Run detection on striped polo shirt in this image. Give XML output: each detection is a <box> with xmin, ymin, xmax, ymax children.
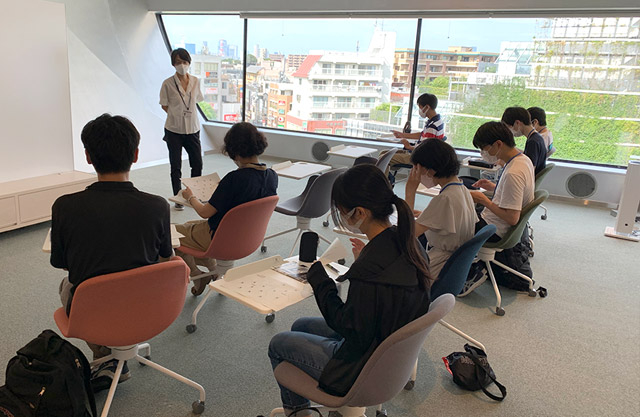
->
<box><xmin>419</xmin><ymin>114</ymin><xmax>445</xmax><ymax>143</ymax></box>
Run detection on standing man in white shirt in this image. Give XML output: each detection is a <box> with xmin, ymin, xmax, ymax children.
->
<box><xmin>159</xmin><ymin>48</ymin><xmax>205</xmax><ymax>210</ymax></box>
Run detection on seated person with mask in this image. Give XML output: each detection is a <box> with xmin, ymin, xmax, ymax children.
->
<box><xmin>501</xmin><ymin>106</ymin><xmax>547</xmax><ymax>175</ymax></box>
<box><xmin>459</xmin><ymin>121</ymin><xmax>535</xmax><ymax>296</ymax></box>
<box><xmin>404</xmin><ymin>139</ymin><xmax>478</xmax><ymax>280</ymax></box>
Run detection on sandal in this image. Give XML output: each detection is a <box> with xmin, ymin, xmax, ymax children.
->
<box><xmin>190</xmin><ymin>274</ymin><xmax>218</xmax><ymax>296</ymax></box>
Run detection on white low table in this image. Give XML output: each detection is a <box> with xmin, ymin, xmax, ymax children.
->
<box><xmin>209</xmin><ymin>255</ymin><xmax>348</xmax><ymax>316</ymax></box>
<box><xmin>272</xmin><ymin>161</ymin><xmax>332</xmax><ymax>180</ymax></box>
<box><xmin>327</xmin><ymin>144</ymin><xmax>377</xmax><ymax>159</ymax></box>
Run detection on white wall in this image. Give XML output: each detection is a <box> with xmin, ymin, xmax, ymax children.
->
<box><xmin>0</xmin><ymin>0</ymin><xmax>74</xmax><ymax>183</ymax></box>
<box><xmin>51</xmin><ymin>0</ymin><xmax>215</xmax><ymax>173</ymax></box>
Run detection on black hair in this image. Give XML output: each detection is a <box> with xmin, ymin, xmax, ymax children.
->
<box><xmin>411</xmin><ymin>139</ymin><xmax>460</xmax><ymax>178</ymax></box>
<box><xmin>501</xmin><ymin>106</ymin><xmax>531</xmax><ymax>126</ymax></box>
<box><xmin>81</xmin><ymin>113</ymin><xmax>140</xmax><ymax>174</ymax></box>
<box><xmin>472</xmin><ymin>121</ymin><xmax>516</xmax><ymax>149</ymax></box>
<box><xmin>331</xmin><ymin>164</ymin><xmax>431</xmax><ymax>290</ymax></box>
<box><xmin>223</xmin><ymin>122</ymin><xmax>268</xmax><ymax>160</ymax></box>
<box><xmin>527</xmin><ymin>106</ymin><xmax>547</xmax><ymax>126</ymax></box>
<box><xmin>416</xmin><ymin>93</ymin><xmax>437</xmax><ymax>110</ymax></box>
<box><xmin>170</xmin><ymin>48</ymin><xmax>191</xmax><ymax>65</ymax></box>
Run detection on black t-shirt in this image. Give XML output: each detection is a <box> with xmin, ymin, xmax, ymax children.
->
<box><xmin>50</xmin><ymin>181</ymin><xmax>173</xmax><ymax>292</ymax></box>
<box><xmin>207</xmin><ymin>164</ymin><xmax>278</xmax><ymax>233</ymax></box>
<box><xmin>524</xmin><ymin>129</ymin><xmax>547</xmax><ymax>176</ymax></box>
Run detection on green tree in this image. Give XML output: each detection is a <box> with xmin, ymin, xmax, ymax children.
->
<box><xmin>417</xmin><ymin>76</ymin><xmax>450</xmax><ymax>98</ymax></box>
<box><xmin>247</xmin><ymin>54</ymin><xmax>258</xmax><ymax>65</ymax></box>
<box><xmin>198</xmin><ymin>102</ymin><xmax>217</xmax><ymax>121</ymax></box>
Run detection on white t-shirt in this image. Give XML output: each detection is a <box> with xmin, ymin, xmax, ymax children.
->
<box><xmin>417</xmin><ymin>181</ymin><xmax>478</xmax><ymax>279</ymax></box>
<box><xmin>540</xmin><ymin>129</ymin><xmax>554</xmax><ymax>151</ymax></box>
<box><xmin>159</xmin><ymin>74</ymin><xmax>204</xmax><ymax>135</ymax></box>
<box><xmin>481</xmin><ymin>154</ymin><xmax>535</xmax><ymax>237</ymax></box>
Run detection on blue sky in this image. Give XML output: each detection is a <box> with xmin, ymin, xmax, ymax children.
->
<box><xmin>162</xmin><ymin>15</ymin><xmax>542</xmax><ymax>57</ymax></box>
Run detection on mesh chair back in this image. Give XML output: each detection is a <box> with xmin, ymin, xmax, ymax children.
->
<box><xmin>375</xmin><ymin>148</ymin><xmax>398</xmax><ymax>173</ymax></box>
<box><xmin>343</xmin><ymin>294</ymin><xmax>455</xmax><ymax>406</ymax></box>
<box><xmin>535</xmin><ymin>163</ymin><xmax>555</xmax><ymax>189</ymax></box>
<box><xmin>55</xmin><ymin>258</ymin><xmax>189</xmax><ymax>347</ymax></box>
<box><xmin>485</xmin><ymin>190</ymin><xmax>549</xmax><ymax>250</ymax></box>
<box><xmin>431</xmin><ymin>225</ymin><xmax>497</xmax><ymax>299</ymax></box>
<box><xmin>296</xmin><ymin>168</ymin><xmax>348</xmax><ymax>219</ymax></box>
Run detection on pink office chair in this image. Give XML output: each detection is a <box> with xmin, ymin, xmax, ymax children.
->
<box><xmin>180</xmin><ymin>195</ymin><xmax>279</xmax><ymax>333</ymax></box>
<box><xmin>53</xmin><ymin>257</ymin><xmax>206</xmax><ymax>417</ymax></box>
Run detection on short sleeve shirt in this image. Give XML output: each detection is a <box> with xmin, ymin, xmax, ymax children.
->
<box><xmin>207</xmin><ymin>164</ymin><xmax>278</xmax><ymax>233</ymax></box>
<box><xmin>159</xmin><ymin>74</ymin><xmax>204</xmax><ymax>135</ymax></box>
<box><xmin>417</xmin><ymin>181</ymin><xmax>478</xmax><ymax>278</ymax></box>
<box><xmin>50</xmin><ymin>182</ymin><xmax>173</xmax><ymax>291</ymax></box>
<box><xmin>418</xmin><ymin>114</ymin><xmax>445</xmax><ymax>143</ymax></box>
<box><xmin>481</xmin><ymin>154</ymin><xmax>535</xmax><ymax>237</ymax></box>
<box><xmin>540</xmin><ymin>129</ymin><xmax>554</xmax><ymax>151</ymax></box>
<box><xmin>524</xmin><ymin>129</ymin><xmax>547</xmax><ymax>175</ymax></box>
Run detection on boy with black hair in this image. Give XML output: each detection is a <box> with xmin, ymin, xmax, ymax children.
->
<box><xmin>51</xmin><ymin>114</ymin><xmax>173</xmax><ymax>391</ymax></box>
<box><xmin>459</xmin><ymin>121</ymin><xmax>535</xmax><ymax>296</ymax></box>
<box><xmin>501</xmin><ymin>106</ymin><xmax>547</xmax><ymax>175</ymax></box>
<box><xmin>383</xmin><ymin>93</ymin><xmax>445</xmax><ymax>178</ymax></box>
<box><xmin>527</xmin><ymin>106</ymin><xmax>556</xmax><ymax>157</ymax></box>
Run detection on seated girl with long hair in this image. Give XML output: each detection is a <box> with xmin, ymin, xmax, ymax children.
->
<box><xmin>268</xmin><ymin>164</ymin><xmax>431</xmax><ymax>416</ymax></box>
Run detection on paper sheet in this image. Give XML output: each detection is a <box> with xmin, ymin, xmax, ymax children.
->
<box><xmin>318</xmin><ymin>238</ymin><xmax>349</xmax><ymax>265</ymax></box>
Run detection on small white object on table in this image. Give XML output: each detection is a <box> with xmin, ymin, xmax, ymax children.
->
<box><xmin>327</xmin><ymin>144</ymin><xmax>377</xmax><ymax>159</ymax></box>
<box><xmin>42</xmin><ymin>225</ymin><xmax>185</xmax><ymax>252</ymax></box>
<box><xmin>272</xmin><ymin>161</ymin><xmax>332</xmax><ymax>180</ymax></box>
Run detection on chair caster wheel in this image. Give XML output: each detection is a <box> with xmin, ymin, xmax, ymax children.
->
<box><xmin>192</xmin><ymin>400</ymin><xmax>205</xmax><ymax>414</ymax></box>
<box><xmin>338</xmin><ymin>259</ymin><xmax>346</xmax><ymax>265</ymax></box>
<box><xmin>528</xmin><ymin>289</ymin><xmax>537</xmax><ymax>297</ymax></box>
<box><xmin>261</xmin><ymin>246</ymin><xmax>267</xmax><ymax>253</ymax></box>
<box><xmin>541</xmin><ymin>215</ymin><xmax>547</xmax><ymax>220</ymax></box>
<box><xmin>186</xmin><ymin>324</ymin><xmax>197</xmax><ymax>333</ymax></box>
<box><xmin>376</xmin><ymin>409</ymin><xmax>388</xmax><ymax>417</ymax></box>
<box><xmin>266</xmin><ymin>313</ymin><xmax>275</xmax><ymax>323</ymax></box>
<box><xmin>404</xmin><ymin>380</ymin><xmax>415</xmax><ymax>390</ymax></box>
<box><xmin>495</xmin><ymin>307</ymin><xmax>505</xmax><ymax>316</ymax></box>
<box><xmin>323</xmin><ymin>221</ymin><xmax>329</xmax><ymax>227</ymax></box>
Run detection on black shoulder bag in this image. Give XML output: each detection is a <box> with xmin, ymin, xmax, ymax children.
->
<box><xmin>443</xmin><ymin>344</ymin><xmax>507</xmax><ymax>401</ymax></box>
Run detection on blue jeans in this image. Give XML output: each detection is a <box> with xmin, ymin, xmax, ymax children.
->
<box><xmin>268</xmin><ymin>317</ymin><xmax>344</xmax><ymax>413</ymax></box>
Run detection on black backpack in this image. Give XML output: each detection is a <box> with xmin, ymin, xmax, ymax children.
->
<box><xmin>0</xmin><ymin>330</ymin><xmax>97</xmax><ymax>417</ymax></box>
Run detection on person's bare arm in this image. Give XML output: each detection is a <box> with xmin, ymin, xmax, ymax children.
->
<box><xmin>182</xmin><ymin>187</ymin><xmax>217</xmax><ymax>219</ymax></box>
<box><xmin>161</xmin><ymin>105</ymin><xmax>168</xmax><ymax>113</ymax></box>
<box><xmin>470</xmin><ymin>191</ymin><xmax>520</xmax><ymax>225</ymax></box>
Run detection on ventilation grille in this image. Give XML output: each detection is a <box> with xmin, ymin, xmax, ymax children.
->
<box><xmin>311</xmin><ymin>141</ymin><xmax>330</xmax><ymax>162</ymax></box>
<box><xmin>566</xmin><ymin>172</ymin><xmax>597</xmax><ymax>198</ymax></box>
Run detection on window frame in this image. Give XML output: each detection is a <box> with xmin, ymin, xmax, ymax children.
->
<box><xmin>157</xmin><ymin>13</ymin><xmax>639</xmax><ymax>169</ymax></box>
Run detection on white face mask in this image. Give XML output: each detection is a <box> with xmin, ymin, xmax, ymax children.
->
<box><xmin>343</xmin><ymin>208</ymin><xmax>364</xmax><ymax>234</ymax></box>
<box><xmin>175</xmin><ymin>63</ymin><xmax>189</xmax><ymax>75</ymax></box>
<box><xmin>509</xmin><ymin>127</ymin><xmax>521</xmax><ymax>137</ymax></box>
<box><xmin>418</xmin><ymin>107</ymin><xmax>428</xmax><ymax>118</ymax></box>
<box><xmin>420</xmin><ymin>173</ymin><xmax>436</xmax><ymax>189</ymax></box>
<box><xmin>480</xmin><ymin>148</ymin><xmax>499</xmax><ymax>165</ymax></box>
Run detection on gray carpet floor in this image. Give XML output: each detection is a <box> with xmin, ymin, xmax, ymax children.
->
<box><xmin>0</xmin><ymin>152</ymin><xmax>638</xmax><ymax>417</ymax></box>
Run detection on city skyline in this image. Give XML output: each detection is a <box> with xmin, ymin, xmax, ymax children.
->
<box><xmin>163</xmin><ymin>15</ymin><xmax>541</xmax><ymax>57</ymax></box>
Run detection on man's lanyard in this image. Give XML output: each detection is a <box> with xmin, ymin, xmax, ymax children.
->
<box><xmin>526</xmin><ymin>128</ymin><xmax>537</xmax><ymax>140</ymax></box>
<box><xmin>495</xmin><ymin>152</ymin><xmax>522</xmax><ymax>190</ymax></box>
<box><xmin>173</xmin><ymin>77</ymin><xmax>191</xmax><ymax>111</ymax></box>
<box><xmin>439</xmin><ymin>182</ymin><xmax>464</xmax><ymax>194</ymax></box>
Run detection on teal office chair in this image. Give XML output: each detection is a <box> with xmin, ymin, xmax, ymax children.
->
<box><xmin>404</xmin><ymin>225</ymin><xmax>496</xmax><ymax>390</ymax></box>
<box><xmin>476</xmin><ymin>190</ymin><xmax>549</xmax><ymax>316</ymax></box>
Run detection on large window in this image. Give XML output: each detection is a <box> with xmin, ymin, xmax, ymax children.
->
<box><xmin>162</xmin><ymin>14</ymin><xmax>244</xmax><ymax>123</ymax></box>
<box><xmin>161</xmin><ymin>15</ymin><xmax>640</xmax><ymax>167</ymax></box>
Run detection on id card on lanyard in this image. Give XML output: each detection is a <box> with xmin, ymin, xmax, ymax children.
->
<box><xmin>173</xmin><ymin>78</ymin><xmax>192</xmax><ymax>118</ymax></box>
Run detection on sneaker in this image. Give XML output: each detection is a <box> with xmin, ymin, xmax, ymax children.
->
<box><xmin>458</xmin><ymin>263</ymin><xmax>487</xmax><ymax>297</ymax></box>
<box><xmin>91</xmin><ymin>359</ymin><xmax>130</xmax><ymax>393</ymax></box>
<box><xmin>174</xmin><ymin>203</ymin><xmax>184</xmax><ymax>211</ymax></box>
